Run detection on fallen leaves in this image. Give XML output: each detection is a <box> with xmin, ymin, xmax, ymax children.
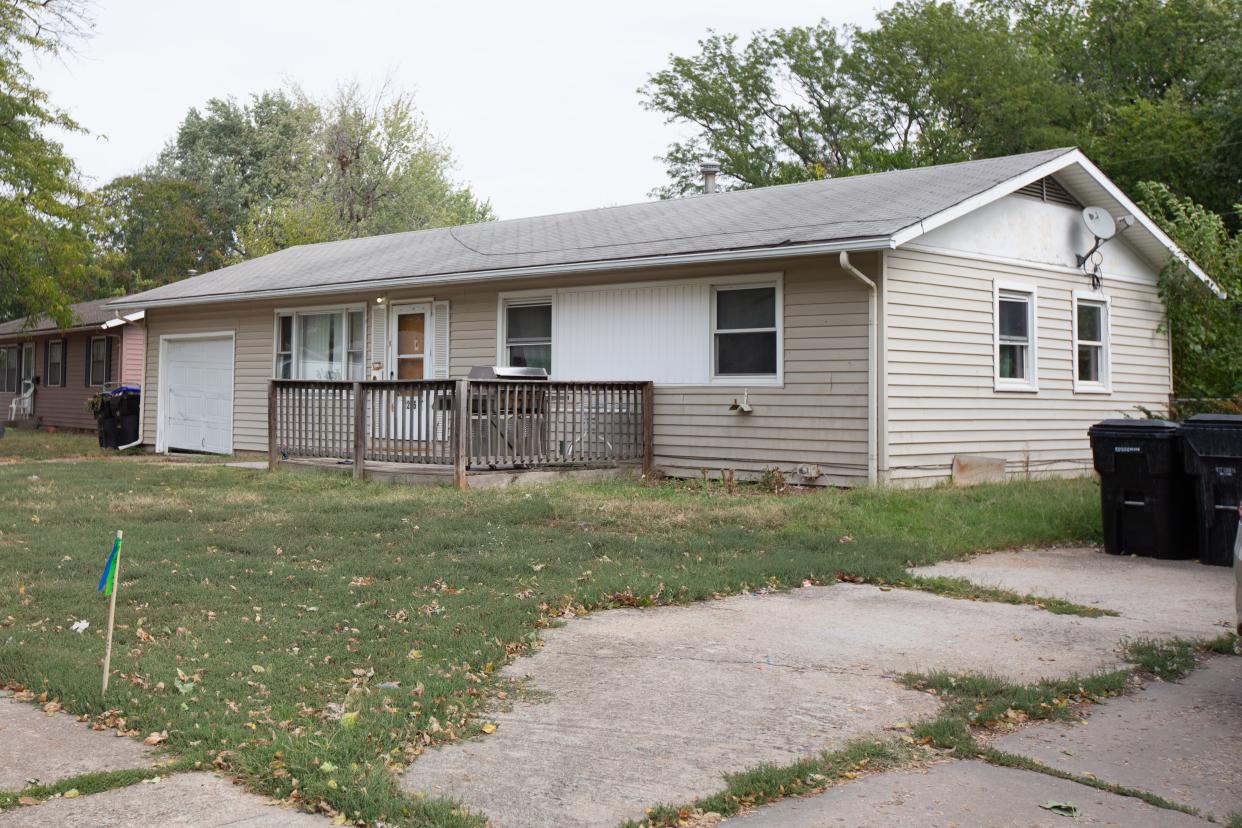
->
<box><xmin>143</xmin><ymin>730</ymin><xmax>169</xmax><ymax>745</ymax></box>
<box><xmin>480</xmin><ymin>722</ymin><xmax>497</xmax><ymax>734</ymax></box>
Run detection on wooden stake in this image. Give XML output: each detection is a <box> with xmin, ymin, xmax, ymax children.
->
<box><xmin>101</xmin><ymin>530</ymin><xmax>122</xmax><ymax>696</ymax></box>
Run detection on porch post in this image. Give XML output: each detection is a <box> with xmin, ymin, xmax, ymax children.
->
<box><xmin>352</xmin><ymin>381</ymin><xmax>365</xmax><ymax>481</ymax></box>
<box><xmin>641</xmin><ymin>381</ymin><xmax>654</xmax><ymax>478</ymax></box>
<box><xmin>267</xmin><ymin>381</ymin><xmax>277</xmax><ymax>471</ymax></box>
<box><xmin>453</xmin><ymin>378</ymin><xmax>469</xmax><ymax>491</ymax></box>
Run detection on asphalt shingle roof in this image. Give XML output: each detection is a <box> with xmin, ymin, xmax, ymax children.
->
<box><xmin>0</xmin><ymin>298</ymin><xmax>124</xmax><ymax>337</ymax></box>
<box><xmin>118</xmin><ymin>148</ymin><xmax>1076</xmax><ymax>306</ymax></box>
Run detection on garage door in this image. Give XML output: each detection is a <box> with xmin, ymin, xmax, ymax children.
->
<box><xmin>162</xmin><ymin>336</ymin><xmax>234</xmax><ymax>454</ymax></box>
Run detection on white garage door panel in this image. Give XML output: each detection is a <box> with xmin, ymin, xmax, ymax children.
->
<box><xmin>163</xmin><ymin>336</ymin><xmax>233</xmax><ymax>454</ymax></box>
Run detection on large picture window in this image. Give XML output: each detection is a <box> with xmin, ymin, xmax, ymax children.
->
<box><xmin>45</xmin><ymin>340</ymin><xmax>64</xmax><ymax>387</ymax></box>
<box><xmin>994</xmin><ymin>283</ymin><xmax>1037</xmax><ymax>391</ymax></box>
<box><xmin>503</xmin><ymin>301</ymin><xmax>552</xmax><ymax>372</ymax></box>
<box><xmin>274</xmin><ymin>308</ymin><xmax>365</xmax><ymax>381</ymax></box>
<box><xmin>1073</xmin><ymin>292</ymin><xmax>1110</xmax><ymax>392</ymax></box>
<box><xmin>713</xmin><ymin>285</ymin><xmax>778</xmax><ymax>378</ymax></box>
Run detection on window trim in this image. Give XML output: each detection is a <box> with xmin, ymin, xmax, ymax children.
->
<box><xmin>993</xmin><ymin>280</ymin><xmax>1039</xmax><ymax>392</ymax></box>
<box><xmin>272</xmin><ymin>304</ymin><xmax>367</xmax><ymax>381</ymax></box>
<box><xmin>497</xmin><ymin>290</ymin><xmax>555</xmax><ymax>375</ymax></box>
<box><xmin>45</xmin><ymin>339</ymin><xmax>65</xmax><ymax>387</ymax></box>
<box><xmin>1072</xmin><ymin>290</ymin><xmax>1112</xmax><ymax>394</ymax></box>
<box><xmin>709</xmin><ymin>280</ymin><xmax>783</xmax><ymax>384</ymax></box>
<box><xmin>0</xmin><ymin>345</ymin><xmax>17</xmax><ymax>393</ymax></box>
<box><xmin>87</xmin><ymin>335</ymin><xmax>114</xmax><ymax>388</ymax></box>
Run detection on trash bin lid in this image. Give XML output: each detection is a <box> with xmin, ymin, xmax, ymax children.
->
<box><xmin>1088</xmin><ymin>418</ymin><xmax>1180</xmax><ymax>436</ymax></box>
<box><xmin>1182</xmin><ymin>413</ymin><xmax>1242</xmax><ymax>428</ymax></box>
<box><xmin>107</xmin><ymin>386</ymin><xmax>141</xmax><ymax>395</ymax></box>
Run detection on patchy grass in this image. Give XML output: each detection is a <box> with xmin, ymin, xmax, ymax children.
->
<box><xmin>902</xmin><ymin>574</ymin><xmax>1117</xmax><ymax>617</ymax></box>
<box><xmin>978</xmin><ymin>748</ymin><xmax>1202</xmax><ymax>817</ymax></box>
<box><xmin>622</xmin><ymin>737</ymin><xmax>921</xmax><ymax>827</ymax></box>
<box><xmin>0</xmin><ymin>759</ymin><xmax>194</xmax><ymax>811</ymax></box>
<box><xmin>0</xmin><ymin>429</ymin><xmax>107</xmax><ymax>462</ymax></box>
<box><xmin>0</xmin><ymin>462</ymin><xmax>1101</xmax><ymax>826</ymax></box>
<box><xmin>1122</xmin><ymin>638</ymin><xmax>1200</xmax><ymax>680</ymax></box>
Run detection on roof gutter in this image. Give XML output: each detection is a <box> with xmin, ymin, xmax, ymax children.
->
<box><xmin>108</xmin><ymin>236</ymin><xmax>895</xmax><ymax>311</ymax></box>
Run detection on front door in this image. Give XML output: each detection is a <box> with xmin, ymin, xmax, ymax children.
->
<box><xmin>382</xmin><ymin>305</ymin><xmax>432</xmax><ymax>443</ymax></box>
<box><xmin>20</xmin><ymin>343</ymin><xmax>33</xmax><ymax>388</ymax></box>
<box><xmin>388</xmin><ymin>305</ymin><xmax>430</xmax><ymax>380</ymax></box>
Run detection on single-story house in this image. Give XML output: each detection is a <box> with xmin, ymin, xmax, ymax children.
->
<box><xmin>0</xmin><ymin>298</ymin><xmax>145</xmax><ymax>431</ymax></box>
<box><xmin>111</xmin><ymin>147</ymin><xmax>1219</xmax><ymax>485</ymax></box>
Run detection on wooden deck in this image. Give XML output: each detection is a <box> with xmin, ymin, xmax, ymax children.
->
<box><xmin>269</xmin><ymin>378</ymin><xmax>652</xmax><ymax>490</ymax></box>
<box><xmin>279</xmin><ymin>456</ymin><xmax>640</xmax><ymax>489</ymax></box>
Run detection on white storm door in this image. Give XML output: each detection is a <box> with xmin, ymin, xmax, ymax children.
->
<box><xmin>162</xmin><ymin>335</ymin><xmax>234</xmax><ymax>454</ymax></box>
<box><xmin>383</xmin><ymin>305</ymin><xmax>431</xmax><ymax>441</ymax></box>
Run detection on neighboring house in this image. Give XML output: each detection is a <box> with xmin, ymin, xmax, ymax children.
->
<box><xmin>111</xmin><ymin>148</ymin><xmax>1219</xmax><ymax>485</ymax></box>
<box><xmin>0</xmin><ymin>299</ymin><xmax>146</xmax><ymax>430</ymax></box>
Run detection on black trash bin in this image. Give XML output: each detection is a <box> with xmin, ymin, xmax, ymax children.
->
<box><xmin>95</xmin><ymin>395</ymin><xmax>119</xmax><ymax>449</ymax></box>
<box><xmin>111</xmin><ymin>386</ymin><xmax>141</xmax><ymax>447</ymax></box>
<box><xmin>1180</xmin><ymin>414</ymin><xmax>1242</xmax><ymax>567</ymax></box>
<box><xmin>1088</xmin><ymin>419</ymin><xmax>1195</xmax><ymax>559</ymax></box>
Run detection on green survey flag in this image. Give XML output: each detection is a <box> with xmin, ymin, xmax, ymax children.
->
<box><xmin>97</xmin><ymin>535</ymin><xmax>122</xmax><ymax>596</ymax></box>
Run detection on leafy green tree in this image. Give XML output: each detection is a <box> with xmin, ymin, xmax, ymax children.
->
<box><xmin>1137</xmin><ymin>182</ymin><xmax>1242</xmax><ymax>399</ymax></box>
<box><xmin>91</xmin><ymin>171</ymin><xmax>231</xmax><ymax>295</ymax></box>
<box><xmin>0</xmin><ymin>0</ymin><xmax>94</xmax><ymax>327</ymax></box>
<box><xmin>157</xmin><ymin>91</ymin><xmax>321</xmax><ymax>260</ymax></box>
<box><xmin>642</xmin><ymin>0</ymin><xmax>1241</xmax><ymax>216</ymax></box>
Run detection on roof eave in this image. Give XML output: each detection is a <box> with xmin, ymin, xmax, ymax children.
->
<box><xmin>109</xmin><ymin>236</ymin><xmax>895</xmax><ymax>311</ymax></box>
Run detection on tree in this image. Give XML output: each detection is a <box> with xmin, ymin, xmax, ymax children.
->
<box><xmin>1137</xmin><ymin>182</ymin><xmax>1242</xmax><ymax>400</ymax></box>
<box><xmin>148</xmin><ymin>82</ymin><xmax>492</xmax><ymax>265</ymax></box>
<box><xmin>156</xmin><ymin>90</ymin><xmax>321</xmax><ymax>260</ymax></box>
<box><xmin>642</xmin><ymin>0</ymin><xmax>1241</xmax><ymax>216</ymax></box>
<box><xmin>91</xmin><ymin>171</ymin><xmax>232</xmax><ymax>295</ymax></box>
<box><xmin>0</xmin><ymin>0</ymin><xmax>94</xmax><ymax>327</ymax></box>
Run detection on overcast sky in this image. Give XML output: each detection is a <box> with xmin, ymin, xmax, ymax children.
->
<box><xmin>36</xmin><ymin>0</ymin><xmax>887</xmax><ymax>219</ymax></box>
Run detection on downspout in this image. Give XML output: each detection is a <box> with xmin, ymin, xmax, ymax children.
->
<box><xmin>116</xmin><ymin>320</ymin><xmax>146</xmax><ymax>451</ymax></box>
<box><xmin>839</xmin><ymin>252</ymin><xmax>878</xmax><ymax>484</ymax></box>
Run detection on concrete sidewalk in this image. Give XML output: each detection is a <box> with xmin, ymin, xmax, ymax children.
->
<box><xmin>403</xmin><ymin>548</ymin><xmax>1234</xmax><ymax>827</ymax></box>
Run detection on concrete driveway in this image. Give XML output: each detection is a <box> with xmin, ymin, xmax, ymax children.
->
<box><xmin>404</xmin><ymin>547</ymin><xmax>1235</xmax><ymax>827</ymax></box>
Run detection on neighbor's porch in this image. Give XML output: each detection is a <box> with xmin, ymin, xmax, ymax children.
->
<box><xmin>268</xmin><ymin>378</ymin><xmax>653</xmax><ymax>489</ymax></box>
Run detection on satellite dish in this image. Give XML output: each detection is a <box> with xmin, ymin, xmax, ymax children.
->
<box><xmin>1082</xmin><ymin>206</ymin><xmax>1116</xmax><ymax>240</ymax></box>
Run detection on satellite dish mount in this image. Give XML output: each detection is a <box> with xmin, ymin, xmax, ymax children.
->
<box><xmin>1075</xmin><ymin>207</ymin><xmax>1132</xmax><ymax>291</ymax></box>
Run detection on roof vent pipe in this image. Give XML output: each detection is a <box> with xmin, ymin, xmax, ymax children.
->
<box><xmin>700</xmin><ymin>160</ymin><xmax>721</xmax><ymax>195</ymax></box>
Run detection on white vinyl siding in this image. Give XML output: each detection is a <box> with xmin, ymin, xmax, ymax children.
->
<box><xmin>884</xmin><ymin>246</ymin><xmax>1170</xmax><ymax>484</ymax></box>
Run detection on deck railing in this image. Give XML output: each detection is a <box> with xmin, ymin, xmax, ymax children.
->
<box><xmin>269</xmin><ymin>378</ymin><xmax>653</xmax><ymax>488</ymax></box>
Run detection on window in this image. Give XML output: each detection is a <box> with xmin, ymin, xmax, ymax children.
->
<box><xmin>273</xmin><ymin>308</ymin><xmax>365</xmax><ymax>381</ymax></box>
<box><xmin>88</xmin><ymin>336</ymin><xmax>113</xmax><ymax>387</ymax></box>
<box><xmin>1073</xmin><ymin>293</ymin><xmax>1110</xmax><ymax>392</ymax></box>
<box><xmin>0</xmin><ymin>346</ymin><xmax>16</xmax><ymax>393</ymax></box>
<box><xmin>995</xmin><ymin>283</ymin><xmax>1037</xmax><ymax>390</ymax></box>
<box><xmin>45</xmin><ymin>340</ymin><xmax>64</xmax><ymax>387</ymax></box>
<box><xmin>20</xmin><ymin>342</ymin><xmax>33</xmax><ymax>388</ymax></box>
<box><xmin>504</xmin><ymin>301</ymin><xmax>552</xmax><ymax>372</ymax></box>
<box><xmin>713</xmin><ymin>285</ymin><xmax>778</xmax><ymax>378</ymax></box>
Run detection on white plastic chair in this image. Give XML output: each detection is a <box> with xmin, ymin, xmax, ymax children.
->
<box><xmin>8</xmin><ymin>379</ymin><xmax>34</xmax><ymax>421</ymax></box>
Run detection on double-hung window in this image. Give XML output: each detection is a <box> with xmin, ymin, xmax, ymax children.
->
<box><xmin>0</xmin><ymin>346</ymin><xmax>17</xmax><ymax>392</ymax></box>
<box><xmin>995</xmin><ymin>283</ymin><xmax>1037</xmax><ymax>390</ymax></box>
<box><xmin>274</xmin><ymin>308</ymin><xmax>365</xmax><ymax>381</ymax></box>
<box><xmin>713</xmin><ymin>284</ymin><xmax>779</xmax><ymax>379</ymax></box>
<box><xmin>503</xmin><ymin>301</ymin><xmax>552</xmax><ymax>372</ymax></box>
<box><xmin>45</xmin><ymin>340</ymin><xmax>65</xmax><ymax>387</ymax></box>
<box><xmin>88</xmin><ymin>336</ymin><xmax>114</xmax><ymax>387</ymax></box>
<box><xmin>1073</xmin><ymin>292</ymin><xmax>1110</xmax><ymax>392</ymax></box>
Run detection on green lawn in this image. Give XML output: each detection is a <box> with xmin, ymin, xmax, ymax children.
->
<box><xmin>0</xmin><ymin>456</ymin><xmax>1102</xmax><ymax>825</ymax></box>
<box><xmin>0</xmin><ymin>428</ymin><xmax>107</xmax><ymax>461</ymax></box>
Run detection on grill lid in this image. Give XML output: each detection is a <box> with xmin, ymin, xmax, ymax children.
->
<box><xmin>467</xmin><ymin>365</ymin><xmax>549</xmax><ymax>380</ymax></box>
